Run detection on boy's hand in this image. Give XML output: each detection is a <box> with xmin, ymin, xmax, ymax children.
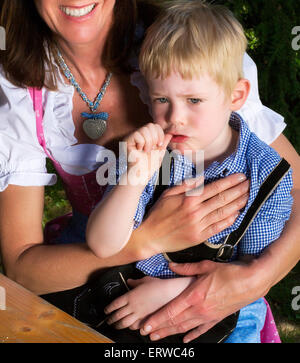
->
<box><xmin>124</xmin><ymin>123</ymin><xmax>172</xmax><ymax>184</ymax></box>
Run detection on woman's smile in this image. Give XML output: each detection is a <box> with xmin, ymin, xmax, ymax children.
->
<box><xmin>59</xmin><ymin>3</ymin><xmax>98</xmax><ymax>19</ymax></box>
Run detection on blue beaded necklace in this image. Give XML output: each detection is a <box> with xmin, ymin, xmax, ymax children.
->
<box><xmin>57</xmin><ymin>49</ymin><xmax>112</xmax><ymax>140</ymax></box>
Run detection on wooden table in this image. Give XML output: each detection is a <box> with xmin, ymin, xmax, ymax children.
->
<box><xmin>0</xmin><ymin>273</ymin><xmax>112</xmax><ymax>343</ymax></box>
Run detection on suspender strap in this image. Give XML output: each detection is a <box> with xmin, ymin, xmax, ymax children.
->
<box><xmin>215</xmin><ymin>158</ymin><xmax>291</xmax><ymax>261</ymax></box>
<box><xmin>28</xmin><ymin>87</ymin><xmax>56</xmax><ymax>163</ymax></box>
<box><xmin>147</xmin><ymin>156</ymin><xmax>291</xmax><ymax>263</ymax></box>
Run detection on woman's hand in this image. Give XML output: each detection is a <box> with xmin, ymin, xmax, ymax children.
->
<box><xmin>137</xmin><ymin>173</ymin><xmax>249</xmax><ymax>259</ymax></box>
<box><xmin>140</xmin><ymin>259</ymin><xmax>266</xmax><ymax>343</ymax></box>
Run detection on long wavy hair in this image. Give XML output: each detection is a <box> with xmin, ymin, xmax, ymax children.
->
<box><xmin>0</xmin><ymin>0</ymin><xmax>160</xmax><ymax>90</ymax></box>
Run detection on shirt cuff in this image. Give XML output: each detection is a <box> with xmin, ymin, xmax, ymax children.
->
<box><xmin>0</xmin><ymin>172</ymin><xmax>57</xmax><ymax>192</ymax></box>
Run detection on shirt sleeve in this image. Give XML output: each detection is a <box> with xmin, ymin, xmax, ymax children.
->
<box><xmin>237</xmin><ymin>53</ymin><xmax>286</xmax><ymax>145</ymax></box>
<box><xmin>238</xmin><ymin>155</ymin><xmax>293</xmax><ymax>256</ymax></box>
<box><xmin>0</xmin><ymin>71</ymin><xmax>57</xmax><ymax>191</ymax></box>
<box><xmin>133</xmin><ymin>172</ymin><xmax>158</xmax><ymax>229</ymax></box>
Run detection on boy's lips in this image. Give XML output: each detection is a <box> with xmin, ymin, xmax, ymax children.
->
<box><xmin>170</xmin><ymin>134</ymin><xmax>189</xmax><ymax>143</ymax></box>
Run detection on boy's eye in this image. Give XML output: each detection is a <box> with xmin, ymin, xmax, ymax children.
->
<box><xmin>188</xmin><ymin>98</ymin><xmax>202</xmax><ymax>104</ymax></box>
<box><xmin>154</xmin><ymin>97</ymin><xmax>168</xmax><ymax>104</ymax></box>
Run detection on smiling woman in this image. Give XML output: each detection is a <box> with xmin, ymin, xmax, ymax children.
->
<box><xmin>0</xmin><ymin>0</ymin><xmax>137</xmax><ymax>89</ymax></box>
<box><xmin>34</xmin><ymin>1</ymin><xmax>116</xmax><ymax>45</ymax></box>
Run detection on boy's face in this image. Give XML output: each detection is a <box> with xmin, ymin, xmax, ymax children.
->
<box><xmin>148</xmin><ymin>72</ymin><xmax>234</xmax><ymax>159</ymax></box>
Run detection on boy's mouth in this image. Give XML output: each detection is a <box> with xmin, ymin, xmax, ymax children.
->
<box><xmin>170</xmin><ymin>134</ymin><xmax>189</xmax><ymax>143</ymax></box>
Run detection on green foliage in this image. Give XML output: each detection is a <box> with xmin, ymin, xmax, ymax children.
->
<box><xmin>43</xmin><ymin>160</ymin><xmax>71</xmax><ymax>226</ymax></box>
<box><xmin>216</xmin><ymin>0</ymin><xmax>300</xmax><ymax>152</ymax></box>
<box><xmin>149</xmin><ymin>0</ymin><xmax>300</xmax><ymax>151</ymax></box>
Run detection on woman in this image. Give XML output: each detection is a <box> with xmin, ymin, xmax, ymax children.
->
<box><xmin>0</xmin><ymin>0</ymin><xmax>299</xmax><ymax>343</ymax></box>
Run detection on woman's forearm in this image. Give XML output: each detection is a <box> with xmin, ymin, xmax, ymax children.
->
<box><xmin>252</xmin><ymin>188</ymin><xmax>300</xmax><ymax>292</ymax></box>
<box><xmin>259</xmin><ymin>133</ymin><xmax>300</xmax><ymax>288</ymax></box>
<box><xmin>13</xmin><ymin>225</ymin><xmax>147</xmax><ymax>295</ymax></box>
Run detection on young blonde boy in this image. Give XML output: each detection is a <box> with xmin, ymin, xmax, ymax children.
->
<box><xmin>86</xmin><ymin>0</ymin><xmax>293</xmax><ymax>343</ymax></box>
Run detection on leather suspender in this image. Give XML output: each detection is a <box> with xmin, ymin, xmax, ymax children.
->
<box><xmin>146</xmin><ymin>155</ymin><xmax>291</xmax><ymax>264</ymax></box>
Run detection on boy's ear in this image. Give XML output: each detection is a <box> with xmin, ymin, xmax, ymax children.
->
<box><xmin>230</xmin><ymin>79</ymin><xmax>250</xmax><ymax>111</ymax></box>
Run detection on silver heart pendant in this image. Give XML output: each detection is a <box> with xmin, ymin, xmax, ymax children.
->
<box><xmin>83</xmin><ymin>118</ymin><xmax>107</xmax><ymax>140</ymax></box>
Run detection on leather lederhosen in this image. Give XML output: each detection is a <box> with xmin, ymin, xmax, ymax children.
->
<box><xmin>53</xmin><ymin>156</ymin><xmax>290</xmax><ymax>344</ymax></box>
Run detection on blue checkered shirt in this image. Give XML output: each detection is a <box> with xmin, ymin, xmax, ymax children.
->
<box><xmin>132</xmin><ymin>113</ymin><xmax>293</xmax><ymax>278</ymax></box>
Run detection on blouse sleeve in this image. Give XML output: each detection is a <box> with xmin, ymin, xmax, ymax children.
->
<box><xmin>237</xmin><ymin>53</ymin><xmax>286</xmax><ymax>145</ymax></box>
<box><xmin>0</xmin><ymin>70</ymin><xmax>57</xmax><ymax>192</ymax></box>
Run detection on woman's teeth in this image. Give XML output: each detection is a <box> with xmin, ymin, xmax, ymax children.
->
<box><xmin>60</xmin><ymin>4</ymin><xmax>96</xmax><ymax>17</ymax></box>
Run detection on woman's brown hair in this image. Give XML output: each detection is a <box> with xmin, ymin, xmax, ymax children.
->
<box><xmin>0</xmin><ymin>0</ymin><xmax>142</xmax><ymax>90</ymax></box>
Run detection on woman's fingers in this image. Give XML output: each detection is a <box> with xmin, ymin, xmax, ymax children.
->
<box><xmin>163</xmin><ymin>175</ymin><xmax>205</xmax><ymax>197</ymax></box>
<box><xmin>140</xmin><ymin>295</ymin><xmax>192</xmax><ymax>337</ymax></box>
<box><xmin>148</xmin><ymin>318</ymin><xmax>204</xmax><ymax>341</ymax></box>
<box><xmin>197</xmin><ymin>174</ymin><xmax>247</xmax><ymax>202</ymax></box>
<box><xmin>199</xmin><ymin>191</ymin><xmax>249</xmax><ymax>228</ymax></box>
<box><xmin>182</xmin><ymin>321</ymin><xmax>219</xmax><ymax>343</ymax></box>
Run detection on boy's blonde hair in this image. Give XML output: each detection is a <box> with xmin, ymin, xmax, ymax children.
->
<box><xmin>139</xmin><ymin>0</ymin><xmax>248</xmax><ymax>96</ymax></box>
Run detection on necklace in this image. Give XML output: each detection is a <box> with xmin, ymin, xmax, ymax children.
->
<box><xmin>56</xmin><ymin>49</ymin><xmax>112</xmax><ymax>140</ymax></box>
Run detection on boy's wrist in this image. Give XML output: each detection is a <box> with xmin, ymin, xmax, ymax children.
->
<box><xmin>124</xmin><ymin>164</ymin><xmax>152</xmax><ymax>188</ymax></box>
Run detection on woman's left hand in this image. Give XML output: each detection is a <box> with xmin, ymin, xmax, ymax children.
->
<box><xmin>140</xmin><ymin>259</ymin><xmax>268</xmax><ymax>343</ymax></box>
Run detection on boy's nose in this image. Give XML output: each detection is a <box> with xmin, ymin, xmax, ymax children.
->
<box><xmin>168</xmin><ymin>106</ymin><xmax>186</xmax><ymax>127</ymax></box>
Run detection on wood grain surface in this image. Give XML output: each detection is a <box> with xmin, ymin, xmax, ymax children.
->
<box><xmin>0</xmin><ymin>273</ymin><xmax>112</xmax><ymax>343</ymax></box>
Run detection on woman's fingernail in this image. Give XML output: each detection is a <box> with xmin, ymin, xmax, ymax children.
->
<box><xmin>238</xmin><ymin>174</ymin><xmax>247</xmax><ymax>181</ymax></box>
<box><xmin>143</xmin><ymin>325</ymin><xmax>152</xmax><ymax>333</ymax></box>
<box><xmin>150</xmin><ymin>334</ymin><xmax>160</xmax><ymax>341</ymax></box>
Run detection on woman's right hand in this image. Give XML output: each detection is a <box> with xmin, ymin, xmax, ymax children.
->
<box><xmin>137</xmin><ymin>173</ymin><xmax>249</xmax><ymax>258</ymax></box>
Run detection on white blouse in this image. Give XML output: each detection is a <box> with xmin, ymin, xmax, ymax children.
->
<box><xmin>0</xmin><ymin>54</ymin><xmax>286</xmax><ymax>192</ymax></box>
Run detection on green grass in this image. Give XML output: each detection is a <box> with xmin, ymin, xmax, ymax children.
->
<box><xmin>267</xmin><ymin>262</ymin><xmax>300</xmax><ymax>343</ymax></box>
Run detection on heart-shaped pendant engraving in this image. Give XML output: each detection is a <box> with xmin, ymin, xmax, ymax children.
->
<box><xmin>83</xmin><ymin>118</ymin><xmax>107</xmax><ymax>140</ymax></box>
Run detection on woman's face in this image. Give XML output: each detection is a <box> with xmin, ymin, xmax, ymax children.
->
<box><xmin>34</xmin><ymin>0</ymin><xmax>116</xmax><ymax>46</ymax></box>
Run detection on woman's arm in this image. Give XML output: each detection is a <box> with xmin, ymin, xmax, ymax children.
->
<box><xmin>0</xmin><ymin>185</ymin><xmax>146</xmax><ymax>295</ymax></box>
<box><xmin>0</xmin><ymin>174</ymin><xmax>249</xmax><ymax>295</ymax></box>
<box><xmin>253</xmin><ymin>134</ymin><xmax>300</xmax><ymax>284</ymax></box>
<box><xmin>140</xmin><ymin>133</ymin><xmax>300</xmax><ymax>342</ymax></box>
